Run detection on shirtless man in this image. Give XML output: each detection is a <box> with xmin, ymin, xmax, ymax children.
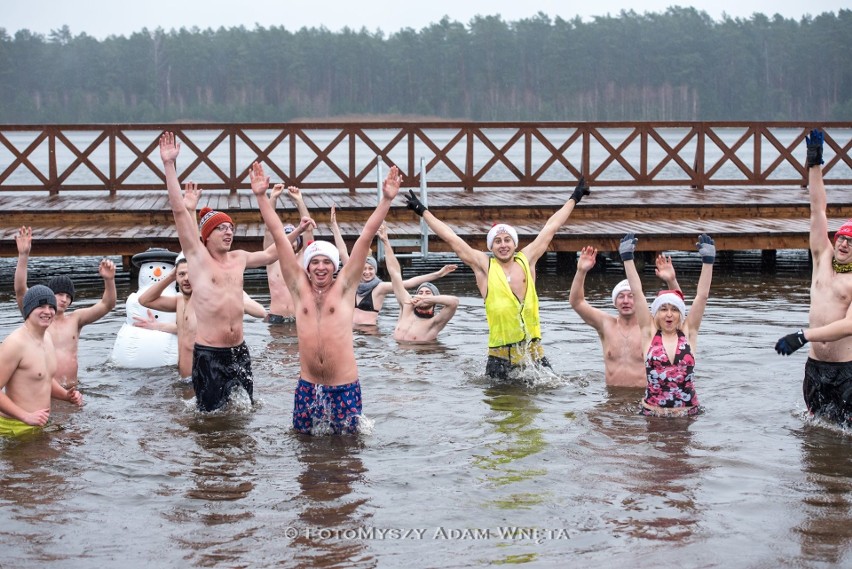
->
<box><xmin>0</xmin><ymin>285</ymin><xmax>83</xmax><ymax>437</ymax></box>
<box><xmin>570</xmin><ymin>246</ymin><xmax>680</xmax><ymax>387</ymax></box>
<box><xmin>264</xmin><ymin>183</ymin><xmax>314</xmax><ymax>324</ymax></box>
<box><xmin>403</xmin><ymin>177</ymin><xmax>590</xmax><ymax>379</ymax></box>
<box><xmin>775</xmin><ymin>129</ymin><xmax>852</xmax><ymax>426</ymax></box>
<box><xmin>344</xmin><ymin>217</ymin><xmax>456</xmax><ymax>327</ymax></box>
<box><xmin>134</xmin><ymin>257</ymin><xmax>268</xmax><ymax>379</ymax></box>
<box><xmin>251</xmin><ymin>161</ymin><xmax>401</xmax><ymax>434</ymax></box>
<box><xmin>159</xmin><ymin>131</ymin><xmax>279</xmax><ymax>412</ymax></box>
<box><xmin>14</xmin><ymin>226</ymin><xmax>116</xmax><ymax>389</ymax></box>
<box><xmin>379</xmin><ymin>225</ymin><xmax>458</xmax><ymax>342</ymax></box>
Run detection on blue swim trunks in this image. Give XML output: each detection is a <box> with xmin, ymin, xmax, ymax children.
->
<box><xmin>293</xmin><ymin>378</ymin><xmax>362</xmax><ymax>435</ymax></box>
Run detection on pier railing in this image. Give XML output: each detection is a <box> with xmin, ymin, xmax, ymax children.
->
<box><xmin>1</xmin><ymin>122</ymin><xmax>850</xmax><ymax>195</ymax></box>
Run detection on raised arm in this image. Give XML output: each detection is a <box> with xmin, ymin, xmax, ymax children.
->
<box><xmin>400</xmin><ymin>263</ymin><xmax>457</xmax><ymax>291</ymax></box>
<box><xmin>138</xmin><ymin>269</ymin><xmax>179</xmax><ymax>312</ymax></box>
<box><xmin>620</xmin><ymin>233</ymin><xmax>653</xmax><ymax>331</ymax></box>
<box><xmin>654</xmin><ymin>254</ymin><xmax>681</xmax><ymax>292</ymax></box>
<box><xmin>74</xmin><ymin>259</ymin><xmax>117</xmax><ymax>327</ymax></box>
<box><xmin>338</xmin><ymin>166</ymin><xmax>401</xmax><ymax>289</ymax></box>
<box><xmin>684</xmin><ymin>234</ymin><xmax>715</xmax><ymax>336</ymax></box>
<box><xmin>243</xmin><ymin>175</ymin><xmax>283</xmax><ymax>269</ymax></box>
<box><xmin>806</xmin><ymin>129</ymin><xmax>832</xmax><ymax>261</ymax></box>
<box><xmin>379</xmin><ymin>225</ymin><xmax>411</xmax><ymax>308</ymax></box>
<box><xmin>14</xmin><ymin>226</ymin><xmax>31</xmax><ymax>311</ymax></box>
<box><xmin>286</xmin><ymin>185</ymin><xmax>314</xmax><ymax>244</ymax></box>
<box><xmin>569</xmin><ymin>245</ymin><xmax>609</xmax><ymax>332</ymax></box>
<box><xmin>251</xmin><ymin>163</ymin><xmax>303</xmax><ymax>295</ymax></box>
<box><xmin>522</xmin><ymin>177</ymin><xmax>590</xmax><ymax>264</ymax></box>
<box><xmin>160</xmin><ymin>132</ymin><xmax>202</xmax><ymax>258</ymax></box>
<box><xmin>403</xmin><ymin>189</ymin><xmax>488</xmax><ymax>275</ymax></box>
<box><xmin>330</xmin><ymin>204</ymin><xmax>351</xmax><ymax>266</ymax></box>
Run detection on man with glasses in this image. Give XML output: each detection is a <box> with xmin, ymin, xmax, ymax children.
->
<box><xmin>775</xmin><ymin>129</ymin><xmax>852</xmax><ymax>427</ymax></box>
<box><xmin>159</xmin><ymin>131</ymin><xmax>279</xmax><ymax>412</ymax></box>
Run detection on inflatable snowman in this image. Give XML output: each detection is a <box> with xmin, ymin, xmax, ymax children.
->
<box><xmin>111</xmin><ymin>248</ymin><xmax>180</xmax><ymax>368</ymax></box>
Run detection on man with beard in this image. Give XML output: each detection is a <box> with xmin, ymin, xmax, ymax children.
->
<box><xmin>251</xmin><ymin>161</ymin><xmax>400</xmax><ymax>434</ymax></box>
<box><xmin>159</xmin><ymin>131</ymin><xmax>279</xmax><ymax>412</ymax></box>
<box><xmin>404</xmin><ymin>177</ymin><xmax>590</xmax><ymax>379</ymax></box>
<box><xmin>569</xmin><ymin>246</ymin><xmax>680</xmax><ymax>388</ymax></box>
<box><xmin>378</xmin><ymin>225</ymin><xmax>458</xmax><ymax>342</ymax></box>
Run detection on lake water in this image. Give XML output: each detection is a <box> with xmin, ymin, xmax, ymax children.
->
<box><xmin>0</xmin><ymin>253</ymin><xmax>851</xmax><ymax>568</ymax></box>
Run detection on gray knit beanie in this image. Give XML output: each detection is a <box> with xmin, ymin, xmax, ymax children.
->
<box><xmin>22</xmin><ymin>285</ymin><xmax>57</xmax><ymax>319</ymax></box>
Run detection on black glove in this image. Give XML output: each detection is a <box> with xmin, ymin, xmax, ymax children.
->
<box><xmin>806</xmin><ymin>129</ymin><xmax>824</xmax><ymax>168</ymax></box>
<box><xmin>404</xmin><ymin>189</ymin><xmax>427</xmax><ymax>217</ymax></box>
<box><xmin>696</xmin><ymin>233</ymin><xmax>715</xmax><ymax>264</ymax></box>
<box><xmin>570</xmin><ymin>176</ymin><xmax>590</xmax><ymax>204</ymax></box>
<box><xmin>775</xmin><ymin>329</ymin><xmax>808</xmax><ymax>356</ymax></box>
<box><xmin>619</xmin><ymin>233</ymin><xmax>637</xmax><ymax>261</ymax></box>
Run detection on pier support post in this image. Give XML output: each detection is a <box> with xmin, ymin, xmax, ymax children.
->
<box><xmin>555</xmin><ymin>252</ymin><xmax>576</xmax><ymax>276</ymax></box>
<box><xmin>761</xmin><ymin>249</ymin><xmax>777</xmax><ymax>273</ymax></box>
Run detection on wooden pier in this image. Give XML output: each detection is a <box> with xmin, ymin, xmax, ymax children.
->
<box><xmin>1</xmin><ymin>121</ymin><xmax>850</xmax><ymax>270</ymax></box>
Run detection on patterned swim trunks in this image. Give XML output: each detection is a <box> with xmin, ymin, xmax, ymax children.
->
<box><xmin>293</xmin><ymin>378</ymin><xmax>362</xmax><ymax>435</ymax></box>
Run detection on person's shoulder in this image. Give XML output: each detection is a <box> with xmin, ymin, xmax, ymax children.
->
<box><xmin>1</xmin><ymin>325</ymin><xmax>26</xmax><ymax>346</ymax></box>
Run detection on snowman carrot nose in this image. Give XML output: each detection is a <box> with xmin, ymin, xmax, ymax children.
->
<box><xmin>153</xmin><ymin>267</ymin><xmax>163</xmax><ymax>278</ymax></box>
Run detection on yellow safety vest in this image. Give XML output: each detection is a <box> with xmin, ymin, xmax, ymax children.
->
<box><xmin>485</xmin><ymin>252</ymin><xmax>541</xmax><ymax>349</ymax></box>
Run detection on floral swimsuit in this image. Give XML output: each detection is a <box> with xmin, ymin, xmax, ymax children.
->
<box><xmin>642</xmin><ymin>329</ymin><xmax>700</xmax><ymax>413</ymax></box>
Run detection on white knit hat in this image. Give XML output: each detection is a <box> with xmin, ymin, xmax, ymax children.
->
<box><xmin>302</xmin><ymin>240</ymin><xmax>340</xmax><ymax>272</ymax></box>
<box><xmin>486</xmin><ymin>223</ymin><xmax>519</xmax><ymax>250</ymax></box>
<box><xmin>611</xmin><ymin>279</ymin><xmax>631</xmax><ymax>306</ymax></box>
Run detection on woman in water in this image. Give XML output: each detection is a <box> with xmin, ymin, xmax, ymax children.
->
<box><xmin>619</xmin><ymin>232</ymin><xmax>715</xmax><ymax>417</ymax></box>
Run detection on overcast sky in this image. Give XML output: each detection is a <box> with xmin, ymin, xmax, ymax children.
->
<box><xmin>4</xmin><ymin>0</ymin><xmax>847</xmax><ymax>39</ymax></box>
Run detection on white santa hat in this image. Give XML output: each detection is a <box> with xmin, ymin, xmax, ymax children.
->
<box><xmin>611</xmin><ymin>279</ymin><xmax>632</xmax><ymax>306</ymax></box>
<box><xmin>302</xmin><ymin>240</ymin><xmax>340</xmax><ymax>272</ymax></box>
<box><xmin>650</xmin><ymin>289</ymin><xmax>687</xmax><ymax>322</ymax></box>
<box><xmin>486</xmin><ymin>223</ymin><xmax>519</xmax><ymax>250</ymax></box>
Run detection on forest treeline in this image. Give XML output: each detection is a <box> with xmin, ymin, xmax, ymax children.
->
<box><xmin>1</xmin><ymin>7</ymin><xmax>850</xmax><ymax>123</ymax></box>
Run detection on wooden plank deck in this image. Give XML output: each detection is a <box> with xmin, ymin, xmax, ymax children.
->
<box><xmin>2</xmin><ymin>186</ymin><xmax>851</xmax><ymax>262</ymax></box>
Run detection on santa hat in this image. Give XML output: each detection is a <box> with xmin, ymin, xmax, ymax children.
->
<box><xmin>198</xmin><ymin>207</ymin><xmax>234</xmax><ymax>244</ymax></box>
<box><xmin>650</xmin><ymin>289</ymin><xmax>687</xmax><ymax>322</ymax></box>
<box><xmin>486</xmin><ymin>223</ymin><xmax>519</xmax><ymax>250</ymax></box>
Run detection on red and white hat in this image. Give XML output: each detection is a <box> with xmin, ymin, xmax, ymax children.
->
<box><xmin>650</xmin><ymin>289</ymin><xmax>687</xmax><ymax>322</ymax></box>
<box><xmin>198</xmin><ymin>207</ymin><xmax>234</xmax><ymax>244</ymax></box>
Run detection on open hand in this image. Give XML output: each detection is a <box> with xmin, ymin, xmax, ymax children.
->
<box><xmin>159</xmin><ymin>131</ymin><xmax>180</xmax><ymax>163</ymax></box>
<box><xmin>15</xmin><ymin>226</ymin><xmax>32</xmax><ymax>255</ymax></box>
<box><xmin>250</xmin><ymin>162</ymin><xmax>270</xmax><ymax>196</ymax></box>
